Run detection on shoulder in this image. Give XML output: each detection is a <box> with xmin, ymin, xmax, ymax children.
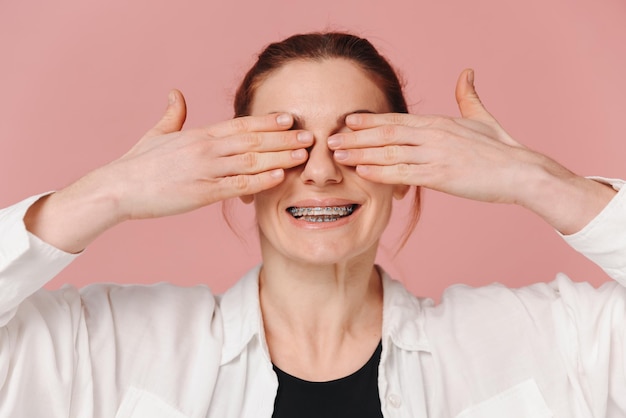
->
<box><xmin>77</xmin><ymin>282</ymin><xmax>220</xmax><ymax>335</ymax></box>
<box><xmin>422</xmin><ymin>275</ymin><xmax>626</xmax><ymax>347</ymax></box>
<box><xmin>80</xmin><ymin>281</ymin><xmax>217</xmax><ymax>308</ymax></box>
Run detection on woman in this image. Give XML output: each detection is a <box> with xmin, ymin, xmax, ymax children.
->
<box><xmin>0</xmin><ymin>32</ymin><xmax>624</xmax><ymax>417</ymax></box>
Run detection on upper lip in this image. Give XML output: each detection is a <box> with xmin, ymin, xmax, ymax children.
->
<box><xmin>286</xmin><ymin>198</ymin><xmax>360</xmax><ymax>208</ymax></box>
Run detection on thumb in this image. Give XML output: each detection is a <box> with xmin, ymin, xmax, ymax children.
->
<box><xmin>146</xmin><ymin>89</ymin><xmax>187</xmax><ymax>137</ymax></box>
<box><xmin>455</xmin><ymin>69</ymin><xmax>493</xmax><ymax>122</ymax></box>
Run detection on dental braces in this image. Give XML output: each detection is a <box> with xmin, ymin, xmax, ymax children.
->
<box><xmin>288</xmin><ymin>205</ymin><xmax>355</xmax><ymax>218</ymax></box>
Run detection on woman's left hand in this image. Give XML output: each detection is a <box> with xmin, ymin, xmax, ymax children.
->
<box><xmin>327</xmin><ymin>69</ymin><xmax>616</xmax><ymax>234</ymax></box>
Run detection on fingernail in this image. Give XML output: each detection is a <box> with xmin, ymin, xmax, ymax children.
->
<box><xmin>168</xmin><ymin>91</ymin><xmax>176</xmax><ymax>105</ymax></box>
<box><xmin>292</xmin><ymin>149</ymin><xmax>307</xmax><ymax>159</ymax></box>
<box><xmin>345</xmin><ymin>114</ymin><xmax>361</xmax><ymax>126</ymax></box>
<box><xmin>276</xmin><ymin>113</ymin><xmax>292</xmax><ymax>126</ymax></box>
<box><xmin>327</xmin><ymin>134</ymin><xmax>342</xmax><ymax>148</ymax></box>
<box><xmin>467</xmin><ymin>69</ymin><xmax>475</xmax><ymax>87</ymax></box>
<box><xmin>270</xmin><ymin>169</ymin><xmax>284</xmax><ymax>179</ymax></box>
<box><xmin>297</xmin><ymin>131</ymin><xmax>313</xmax><ymax>143</ymax></box>
<box><xmin>356</xmin><ymin>165</ymin><xmax>370</xmax><ymax>174</ymax></box>
<box><xmin>334</xmin><ymin>150</ymin><xmax>348</xmax><ymax>160</ymax></box>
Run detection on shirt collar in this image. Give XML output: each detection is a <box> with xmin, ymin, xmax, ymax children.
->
<box><xmin>218</xmin><ymin>264</ymin><xmax>267</xmax><ymax>366</ymax></box>
<box><xmin>218</xmin><ymin>264</ymin><xmax>431</xmax><ymax>366</ymax></box>
<box><xmin>380</xmin><ymin>267</ymin><xmax>432</xmax><ymax>353</ymax></box>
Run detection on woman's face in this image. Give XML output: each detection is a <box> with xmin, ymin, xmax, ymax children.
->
<box><xmin>248</xmin><ymin>58</ymin><xmax>408</xmax><ymax>266</ymax></box>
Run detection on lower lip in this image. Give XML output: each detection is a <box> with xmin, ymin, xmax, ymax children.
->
<box><xmin>285</xmin><ymin>207</ymin><xmax>360</xmax><ymax>229</ymax></box>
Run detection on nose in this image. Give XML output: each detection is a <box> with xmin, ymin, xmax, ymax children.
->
<box><xmin>300</xmin><ymin>136</ymin><xmax>343</xmax><ymax>186</ymax></box>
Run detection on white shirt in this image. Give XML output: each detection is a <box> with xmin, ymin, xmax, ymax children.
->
<box><xmin>0</xmin><ymin>179</ymin><xmax>625</xmax><ymax>418</ymax></box>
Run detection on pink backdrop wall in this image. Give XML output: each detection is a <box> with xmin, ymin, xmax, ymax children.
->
<box><xmin>1</xmin><ymin>0</ymin><xmax>624</xmax><ymax>299</ymax></box>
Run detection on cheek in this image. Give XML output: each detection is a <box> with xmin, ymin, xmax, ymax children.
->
<box><xmin>252</xmin><ymin>188</ymin><xmax>284</xmax><ymax>227</ymax></box>
<box><xmin>253</xmin><ymin>195</ymin><xmax>273</xmax><ymax>220</ymax></box>
<box><xmin>371</xmin><ymin>189</ymin><xmax>397</xmax><ymax>227</ymax></box>
<box><xmin>368</xmin><ymin>183</ymin><xmax>397</xmax><ymax>204</ymax></box>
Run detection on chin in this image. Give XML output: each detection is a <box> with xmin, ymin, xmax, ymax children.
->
<box><xmin>262</xmin><ymin>235</ymin><xmax>379</xmax><ymax>268</ymax></box>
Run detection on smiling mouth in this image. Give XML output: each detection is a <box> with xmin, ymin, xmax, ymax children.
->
<box><xmin>287</xmin><ymin>204</ymin><xmax>359</xmax><ymax>222</ymax></box>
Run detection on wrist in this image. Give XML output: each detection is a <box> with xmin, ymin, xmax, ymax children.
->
<box><xmin>515</xmin><ymin>157</ymin><xmax>616</xmax><ymax>235</ymax></box>
<box><xmin>24</xmin><ymin>173</ymin><xmax>126</xmax><ymax>253</ymax></box>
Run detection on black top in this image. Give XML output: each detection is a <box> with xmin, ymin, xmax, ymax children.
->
<box><xmin>272</xmin><ymin>342</ymin><xmax>383</xmax><ymax>418</ymax></box>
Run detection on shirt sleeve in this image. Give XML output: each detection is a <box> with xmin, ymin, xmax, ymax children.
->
<box><xmin>0</xmin><ymin>193</ymin><xmax>78</xmax><ymax>326</ymax></box>
<box><xmin>553</xmin><ymin>178</ymin><xmax>626</xmax><ymax>415</ymax></box>
<box><xmin>0</xmin><ymin>194</ymin><xmax>223</xmax><ymax>417</ymax></box>
<box><xmin>562</xmin><ymin>177</ymin><xmax>626</xmax><ymax>285</ymax></box>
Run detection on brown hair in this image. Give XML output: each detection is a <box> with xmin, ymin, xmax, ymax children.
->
<box><xmin>230</xmin><ymin>32</ymin><xmax>421</xmax><ymax>249</ymax></box>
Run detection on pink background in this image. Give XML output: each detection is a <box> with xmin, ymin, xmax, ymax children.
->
<box><xmin>1</xmin><ymin>0</ymin><xmax>624</xmax><ymax>299</ymax></box>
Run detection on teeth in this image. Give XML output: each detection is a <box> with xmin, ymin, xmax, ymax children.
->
<box><xmin>288</xmin><ymin>205</ymin><xmax>356</xmax><ymax>220</ymax></box>
<box><xmin>302</xmin><ymin>215</ymin><xmax>339</xmax><ymax>222</ymax></box>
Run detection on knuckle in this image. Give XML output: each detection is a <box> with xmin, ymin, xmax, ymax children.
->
<box><xmin>241</xmin><ymin>132</ymin><xmax>262</xmax><ymax>149</ymax></box>
<box><xmin>184</xmin><ymin>139</ymin><xmax>209</xmax><ymax>158</ymax></box>
<box><xmin>396</xmin><ymin>163</ymin><xmax>411</xmax><ymax>178</ymax></box>
<box><xmin>239</xmin><ymin>152</ymin><xmax>258</xmax><ymax>169</ymax></box>
<box><xmin>380</xmin><ymin>125</ymin><xmax>397</xmax><ymax>142</ymax></box>
<box><xmin>383</xmin><ymin>146</ymin><xmax>399</xmax><ymax>163</ymax></box>
<box><xmin>232</xmin><ymin>175</ymin><xmax>250</xmax><ymax>192</ymax></box>
<box><xmin>230</xmin><ymin>117</ymin><xmax>250</xmax><ymax>132</ymax></box>
<box><xmin>389</xmin><ymin>113</ymin><xmax>407</xmax><ymax>125</ymax></box>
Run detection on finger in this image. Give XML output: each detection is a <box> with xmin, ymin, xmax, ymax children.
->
<box><xmin>215</xmin><ymin>148</ymin><xmax>309</xmax><ymax>177</ymax></box>
<box><xmin>333</xmin><ymin>145</ymin><xmax>428</xmax><ymax>167</ymax></box>
<box><xmin>328</xmin><ymin>124</ymin><xmax>430</xmax><ymax>150</ymax></box>
<box><xmin>354</xmin><ymin>164</ymin><xmax>427</xmax><ymax>186</ymax></box>
<box><xmin>215</xmin><ymin>169</ymin><xmax>286</xmax><ymax>199</ymax></box>
<box><xmin>344</xmin><ymin>112</ymin><xmax>434</xmax><ymax>131</ymax></box>
<box><xmin>455</xmin><ymin>69</ymin><xmax>495</xmax><ymax>122</ymax></box>
<box><xmin>206</xmin><ymin>113</ymin><xmax>294</xmax><ymax>138</ymax></box>
<box><xmin>214</xmin><ymin>130</ymin><xmax>313</xmax><ymax>157</ymax></box>
<box><xmin>145</xmin><ymin>90</ymin><xmax>188</xmax><ymax>137</ymax></box>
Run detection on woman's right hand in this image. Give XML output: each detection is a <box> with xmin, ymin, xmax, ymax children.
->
<box><xmin>24</xmin><ymin>90</ymin><xmax>312</xmax><ymax>253</ymax></box>
<box><xmin>105</xmin><ymin>89</ymin><xmax>312</xmax><ymax>220</ymax></box>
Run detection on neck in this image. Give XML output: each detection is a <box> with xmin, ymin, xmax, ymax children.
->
<box><xmin>258</xmin><ymin>236</ymin><xmax>384</xmax><ymax>380</ymax></box>
<box><xmin>261</xmin><ymin>260</ymin><xmax>381</xmax><ymax>326</ymax></box>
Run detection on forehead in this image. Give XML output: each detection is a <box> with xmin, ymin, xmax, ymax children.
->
<box><xmin>249</xmin><ymin>58</ymin><xmax>390</xmax><ymax>118</ymax></box>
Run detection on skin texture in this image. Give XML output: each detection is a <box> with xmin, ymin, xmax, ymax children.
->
<box><xmin>24</xmin><ymin>59</ymin><xmax>616</xmax><ymax>381</ymax></box>
<box><xmin>328</xmin><ymin>69</ymin><xmax>616</xmax><ymax>235</ymax></box>
<box><xmin>248</xmin><ymin>59</ymin><xmax>408</xmax><ymax>267</ymax></box>
<box><xmin>24</xmin><ymin>92</ymin><xmax>314</xmax><ymax>254</ymax></box>
<box><xmin>248</xmin><ymin>60</ymin><xmax>405</xmax><ymax>380</ymax></box>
